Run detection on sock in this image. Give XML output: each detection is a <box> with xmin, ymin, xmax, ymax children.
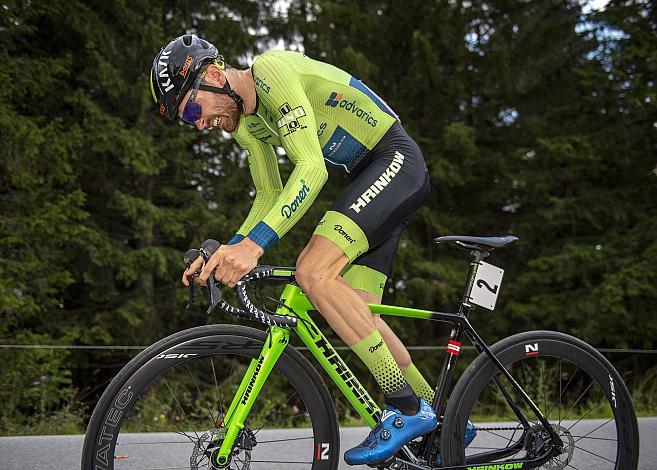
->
<box><xmin>385</xmin><ymin>383</ymin><xmax>420</xmax><ymax>415</ymax></box>
<box><xmin>402</xmin><ymin>362</ymin><xmax>435</xmax><ymax>403</ymax></box>
<box><xmin>352</xmin><ymin>330</ymin><xmax>418</xmax><ymax>414</ymax></box>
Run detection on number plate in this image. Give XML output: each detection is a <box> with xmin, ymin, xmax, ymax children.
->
<box><xmin>469</xmin><ymin>261</ymin><xmax>504</xmax><ymax>310</ymax></box>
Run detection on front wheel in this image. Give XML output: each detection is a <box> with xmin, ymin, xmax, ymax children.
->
<box><xmin>81</xmin><ymin>324</ymin><xmax>340</xmax><ymax>470</ymax></box>
<box><xmin>441</xmin><ymin>330</ymin><xmax>639</xmax><ymax>469</ymax></box>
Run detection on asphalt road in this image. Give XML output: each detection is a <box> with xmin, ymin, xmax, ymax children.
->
<box><xmin>0</xmin><ymin>418</ymin><xmax>654</xmax><ymax>469</ymax></box>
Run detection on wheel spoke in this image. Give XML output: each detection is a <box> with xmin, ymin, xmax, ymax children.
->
<box><xmin>540</xmin><ymin>358</ymin><xmax>547</xmax><ymax>416</ymax></box>
<box><xmin>116</xmin><ymin>464</ymin><xmax>201</xmax><ymax>469</ymax></box>
<box><xmin>132</xmin><ymin>394</ymin><xmax>198</xmax><ymax>445</ymax></box>
<box><xmin>571</xmin><ymin>417</ymin><xmax>615</xmax><ymax>442</ymax></box>
<box><xmin>506</xmin><ymin>426</ymin><xmax>519</xmax><ymax>448</ymax></box>
<box><xmin>484</xmin><ymin>381</ymin><xmax>522</xmax><ymax>423</ymax></box>
<box><xmin>117</xmin><ymin>440</ymin><xmax>194</xmax><ymax>445</ymax></box>
<box><xmin>468</xmin><ymin>446</ymin><xmax>517</xmax><ymax>450</ymax></box>
<box><xmin>250</xmin><ymin>459</ymin><xmax>314</xmax><ymax>464</ymax></box>
<box><xmin>566</xmin><ymin>398</ymin><xmax>605</xmax><ymax>431</ymax></box>
<box><xmin>560</xmin><ymin>379</ymin><xmax>595</xmax><ymax>423</ymax></box>
<box><xmin>521</xmin><ymin>359</ymin><xmax>531</xmax><ymax>399</ymax></box>
<box><xmin>478</xmin><ymin>428</ymin><xmax>519</xmax><ymax>443</ymax></box>
<box><xmin>573</xmin><ymin>443</ymin><xmax>616</xmax><ymax>464</ymax></box>
<box><xmin>546</xmin><ymin>365</ymin><xmax>580</xmax><ymax>425</ymax></box>
<box><xmin>558</xmin><ymin>359</ymin><xmax>562</xmax><ymax>423</ymax></box>
<box><xmin>184</xmin><ymin>361</ymin><xmax>219</xmax><ymax>426</ymax></box>
<box><xmin>570</xmin><ymin>435</ymin><xmax>617</xmax><ymax>442</ymax></box>
<box><xmin>235</xmin><ymin>454</ymin><xmax>248</xmax><ymax>470</ymax></box>
<box><xmin>253</xmin><ymin>389</ymin><xmax>303</xmax><ymax>435</ymax></box>
<box><xmin>473</xmin><ymin>392</ymin><xmax>518</xmax><ymax>421</ymax></box>
<box><xmin>162</xmin><ymin>376</ymin><xmax>201</xmax><ymax>441</ymax></box>
<box><xmin>210</xmin><ymin>355</ymin><xmax>224</xmax><ymax>417</ymax></box>
<box><xmin>257</xmin><ymin>435</ymin><xmax>314</xmax><ymax>444</ymax></box>
<box><xmin>228</xmin><ymin>356</ymin><xmax>237</xmax><ymax>404</ymax></box>
<box><xmin>256</xmin><ymin>411</ymin><xmax>312</xmax><ymax>429</ymax></box>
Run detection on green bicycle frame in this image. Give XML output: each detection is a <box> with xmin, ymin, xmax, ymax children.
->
<box><xmin>214</xmin><ymin>277</ymin><xmax>559</xmax><ymax>467</ymax></box>
<box><xmin>213</xmin><ymin>283</ymin><xmax>434</xmax><ymax>465</ymax></box>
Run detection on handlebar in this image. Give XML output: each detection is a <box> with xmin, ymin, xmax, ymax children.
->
<box><xmin>184</xmin><ymin>239</ymin><xmax>298</xmax><ymax>329</ymax></box>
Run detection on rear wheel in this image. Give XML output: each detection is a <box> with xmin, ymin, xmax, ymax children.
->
<box><xmin>442</xmin><ymin>330</ymin><xmax>639</xmax><ymax>469</ymax></box>
<box><xmin>82</xmin><ymin>324</ymin><xmax>339</xmax><ymax>470</ymax></box>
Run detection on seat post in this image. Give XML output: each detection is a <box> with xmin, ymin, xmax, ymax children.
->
<box><xmin>458</xmin><ymin>249</ymin><xmax>488</xmax><ymax>316</ymax></box>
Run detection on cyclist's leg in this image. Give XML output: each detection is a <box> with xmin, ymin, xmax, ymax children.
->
<box><xmin>342</xmin><ymin>237</ymin><xmax>435</xmax><ymax>403</ymax></box>
<box><xmin>303</xmin><ymin>122</ymin><xmax>436</xmax><ymax>464</ymax></box>
<box><xmin>296</xmin><ymin>237</ymin><xmax>417</xmax><ymax>406</ymax></box>
<box><xmin>342</xmin><ymin>235</ymin><xmax>411</xmax><ymax>371</ymax></box>
<box><xmin>295</xmin><ymin>236</ymin><xmax>377</xmax><ymax>346</ymax></box>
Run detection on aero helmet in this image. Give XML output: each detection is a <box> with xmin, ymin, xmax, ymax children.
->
<box><xmin>150</xmin><ymin>34</ymin><xmax>222</xmax><ymax>120</ymax></box>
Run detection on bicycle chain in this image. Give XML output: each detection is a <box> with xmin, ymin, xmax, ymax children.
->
<box><xmin>474</xmin><ymin>426</ymin><xmax>525</xmax><ymax>432</ymax></box>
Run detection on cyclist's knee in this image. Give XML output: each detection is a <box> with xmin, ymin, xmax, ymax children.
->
<box><xmin>296</xmin><ymin>237</ymin><xmax>349</xmax><ymax>295</ymax></box>
<box><xmin>295</xmin><ymin>260</ymin><xmax>328</xmax><ymax>295</ymax></box>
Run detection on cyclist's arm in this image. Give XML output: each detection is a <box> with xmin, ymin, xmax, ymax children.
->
<box><xmin>245</xmin><ymin>53</ymin><xmax>328</xmax><ymax>252</ymax></box>
<box><xmin>227</xmin><ymin>121</ymin><xmax>283</xmax><ymax>245</ymax></box>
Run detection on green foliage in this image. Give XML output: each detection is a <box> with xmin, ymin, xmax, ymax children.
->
<box><xmin>0</xmin><ymin>332</ymin><xmax>80</xmax><ymax>434</ymax></box>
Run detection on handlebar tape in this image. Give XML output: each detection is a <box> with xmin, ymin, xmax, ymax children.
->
<box><xmin>197</xmin><ymin>239</ymin><xmax>298</xmax><ymax>328</ymax></box>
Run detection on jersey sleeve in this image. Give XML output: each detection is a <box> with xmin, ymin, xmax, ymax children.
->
<box><xmin>229</xmin><ymin>120</ymin><xmax>283</xmax><ymax>244</ymax></box>
<box><xmin>245</xmin><ymin>52</ymin><xmax>329</xmax><ymax>251</ymax></box>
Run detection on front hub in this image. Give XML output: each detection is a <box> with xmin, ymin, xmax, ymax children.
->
<box><xmin>207</xmin><ymin>427</ymin><xmax>257</xmax><ymax>469</ymax></box>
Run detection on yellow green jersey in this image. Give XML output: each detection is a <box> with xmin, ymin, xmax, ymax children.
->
<box><xmin>231</xmin><ymin>50</ymin><xmax>398</xmax><ymax>251</ymax></box>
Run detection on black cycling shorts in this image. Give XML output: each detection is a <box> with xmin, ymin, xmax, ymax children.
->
<box><xmin>313</xmin><ymin>121</ymin><xmax>430</xmax><ymax>297</ymax></box>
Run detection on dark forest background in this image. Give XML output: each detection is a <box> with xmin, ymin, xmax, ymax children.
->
<box><xmin>1</xmin><ymin>0</ymin><xmax>656</xmax><ymax>434</ymax></box>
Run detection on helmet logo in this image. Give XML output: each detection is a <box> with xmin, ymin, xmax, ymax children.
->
<box><xmin>157</xmin><ymin>50</ymin><xmax>175</xmax><ymax>93</ymax></box>
<box><xmin>159</xmin><ymin>104</ymin><xmax>166</xmax><ymax>116</ymax></box>
<box><xmin>179</xmin><ymin>55</ymin><xmax>193</xmax><ymax>77</ymax></box>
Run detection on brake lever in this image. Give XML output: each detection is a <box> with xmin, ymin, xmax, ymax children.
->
<box><xmin>184</xmin><ymin>239</ymin><xmax>230</xmax><ymax>314</ymax></box>
<box><xmin>184</xmin><ymin>248</ymin><xmax>201</xmax><ymax>309</ymax></box>
<box><xmin>206</xmin><ymin>277</ymin><xmax>223</xmax><ymax>315</ymax></box>
<box><xmin>199</xmin><ymin>239</ymin><xmax>223</xmax><ymax>315</ymax></box>
<box><xmin>186</xmin><ymin>276</ymin><xmax>198</xmax><ymax>309</ymax></box>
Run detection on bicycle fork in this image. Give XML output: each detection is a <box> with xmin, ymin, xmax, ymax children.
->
<box><xmin>212</xmin><ymin>326</ymin><xmax>291</xmax><ymax>467</ymax></box>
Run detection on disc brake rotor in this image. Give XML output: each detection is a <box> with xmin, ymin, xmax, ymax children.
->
<box><xmin>191</xmin><ymin>429</ymin><xmax>224</xmax><ymax>469</ymax></box>
<box><xmin>191</xmin><ymin>427</ymin><xmax>257</xmax><ymax>470</ymax></box>
<box><xmin>542</xmin><ymin>424</ymin><xmax>575</xmax><ymax>470</ymax></box>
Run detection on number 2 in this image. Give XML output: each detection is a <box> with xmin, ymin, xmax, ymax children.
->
<box><xmin>317</xmin><ymin>442</ymin><xmax>330</xmax><ymax>460</ymax></box>
<box><xmin>476</xmin><ymin>279</ymin><xmax>499</xmax><ymax>294</ymax></box>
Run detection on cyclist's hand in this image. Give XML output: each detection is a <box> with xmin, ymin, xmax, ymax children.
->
<box><xmin>182</xmin><ymin>255</ymin><xmax>204</xmax><ymax>286</ymax></box>
<box><xmin>199</xmin><ymin>239</ymin><xmax>264</xmax><ymax>288</ymax></box>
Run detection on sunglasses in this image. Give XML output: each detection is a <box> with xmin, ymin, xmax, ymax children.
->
<box><xmin>180</xmin><ymin>70</ymin><xmax>207</xmax><ymax>124</ymax></box>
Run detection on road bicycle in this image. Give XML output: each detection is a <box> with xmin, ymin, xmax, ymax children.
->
<box><xmin>82</xmin><ymin>235</ymin><xmax>639</xmax><ymax>469</ymax></box>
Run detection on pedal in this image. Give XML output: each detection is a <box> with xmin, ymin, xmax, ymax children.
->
<box><xmin>367</xmin><ymin>455</ymin><xmax>394</xmax><ymax>468</ymax></box>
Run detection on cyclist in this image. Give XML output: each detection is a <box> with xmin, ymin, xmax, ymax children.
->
<box><xmin>151</xmin><ymin>34</ymin><xmax>471</xmax><ymax>465</ymax></box>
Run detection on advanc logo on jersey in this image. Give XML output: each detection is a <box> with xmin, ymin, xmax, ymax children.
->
<box><xmin>324</xmin><ymin>92</ymin><xmax>378</xmax><ymax>127</ymax></box>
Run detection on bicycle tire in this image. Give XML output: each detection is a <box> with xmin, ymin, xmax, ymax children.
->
<box><xmin>81</xmin><ymin>324</ymin><xmax>339</xmax><ymax>470</ymax></box>
<box><xmin>441</xmin><ymin>330</ymin><xmax>639</xmax><ymax>469</ymax></box>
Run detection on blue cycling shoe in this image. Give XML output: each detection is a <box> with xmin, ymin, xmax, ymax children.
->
<box><xmin>344</xmin><ymin>398</ymin><xmax>437</xmax><ymax>466</ymax></box>
<box><xmin>435</xmin><ymin>420</ymin><xmax>477</xmax><ymax>465</ymax></box>
<box><xmin>465</xmin><ymin>419</ymin><xmax>477</xmax><ymax>447</ymax></box>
